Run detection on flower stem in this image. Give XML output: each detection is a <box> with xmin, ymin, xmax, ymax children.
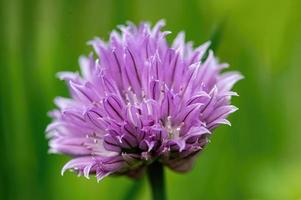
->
<box><xmin>147</xmin><ymin>161</ymin><xmax>167</xmax><ymax>200</ymax></box>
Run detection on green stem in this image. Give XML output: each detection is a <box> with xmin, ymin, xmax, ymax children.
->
<box><xmin>147</xmin><ymin>162</ymin><xmax>167</xmax><ymax>200</ymax></box>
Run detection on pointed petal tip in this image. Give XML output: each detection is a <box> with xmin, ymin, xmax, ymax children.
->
<box><xmin>235</xmin><ymin>73</ymin><xmax>245</xmax><ymax>81</ymax></box>
<box><xmin>61</xmin><ymin>167</ymin><xmax>66</xmax><ymax>176</ymax></box>
<box><xmin>157</xmin><ymin>19</ymin><xmax>166</xmax><ymax>26</ymax></box>
<box><xmin>204</xmin><ymin>40</ymin><xmax>211</xmax><ymax>47</ymax></box>
<box><xmin>87</xmin><ymin>37</ymin><xmax>101</xmax><ymax>45</ymax></box>
<box><xmin>56</xmin><ymin>71</ymin><xmax>80</xmax><ymax>81</ymax></box>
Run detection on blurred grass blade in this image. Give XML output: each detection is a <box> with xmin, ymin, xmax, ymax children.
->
<box><xmin>123</xmin><ymin>179</ymin><xmax>144</xmax><ymax>200</ymax></box>
<box><xmin>201</xmin><ymin>19</ymin><xmax>226</xmax><ymax>62</ymax></box>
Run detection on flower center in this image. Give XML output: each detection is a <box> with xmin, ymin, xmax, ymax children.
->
<box><xmin>165</xmin><ymin>116</ymin><xmax>181</xmax><ymax>139</ymax></box>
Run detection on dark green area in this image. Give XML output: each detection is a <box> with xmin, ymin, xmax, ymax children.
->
<box><xmin>1</xmin><ymin>0</ymin><xmax>301</xmax><ymax>199</ymax></box>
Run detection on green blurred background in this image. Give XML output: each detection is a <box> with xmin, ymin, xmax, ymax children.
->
<box><xmin>1</xmin><ymin>0</ymin><xmax>301</xmax><ymax>199</ymax></box>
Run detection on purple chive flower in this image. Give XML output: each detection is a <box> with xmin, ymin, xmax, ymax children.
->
<box><xmin>46</xmin><ymin>20</ymin><xmax>242</xmax><ymax>182</ymax></box>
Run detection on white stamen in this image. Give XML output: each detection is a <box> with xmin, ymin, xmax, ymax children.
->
<box><xmin>165</xmin><ymin>116</ymin><xmax>182</xmax><ymax>139</ymax></box>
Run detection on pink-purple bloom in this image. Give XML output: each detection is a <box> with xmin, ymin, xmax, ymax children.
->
<box><xmin>46</xmin><ymin>20</ymin><xmax>242</xmax><ymax>181</ymax></box>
